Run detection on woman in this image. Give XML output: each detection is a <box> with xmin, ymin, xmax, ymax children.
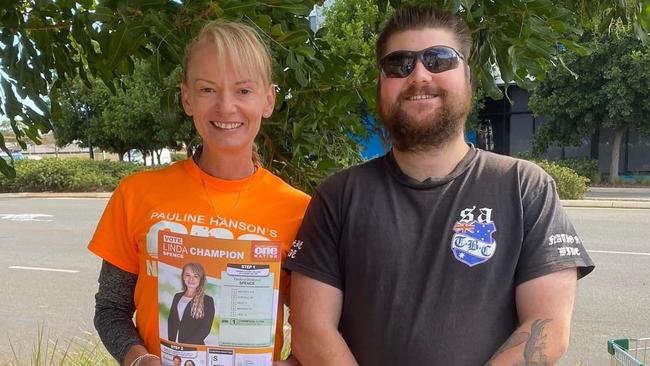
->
<box><xmin>89</xmin><ymin>19</ymin><xmax>309</xmax><ymax>366</ymax></box>
<box><xmin>167</xmin><ymin>263</ymin><xmax>214</xmax><ymax>345</ymax></box>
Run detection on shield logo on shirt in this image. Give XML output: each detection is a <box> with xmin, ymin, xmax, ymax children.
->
<box><xmin>450</xmin><ymin>220</ymin><xmax>497</xmax><ymax>267</ymax></box>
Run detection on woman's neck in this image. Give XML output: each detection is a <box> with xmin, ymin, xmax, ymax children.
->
<box><xmin>184</xmin><ymin>289</ymin><xmax>196</xmax><ymax>298</ymax></box>
<box><xmin>195</xmin><ymin>146</ymin><xmax>256</xmax><ymax>180</ymax></box>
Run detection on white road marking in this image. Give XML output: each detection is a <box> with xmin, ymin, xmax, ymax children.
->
<box><xmin>8</xmin><ymin>266</ymin><xmax>79</xmax><ymax>273</ymax></box>
<box><xmin>590</xmin><ymin>250</ymin><xmax>650</xmax><ymax>257</ymax></box>
<box><xmin>0</xmin><ymin>213</ymin><xmax>53</xmax><ymax>222</ymax></box>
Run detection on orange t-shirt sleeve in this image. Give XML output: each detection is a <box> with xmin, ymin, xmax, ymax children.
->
<box><xmin>88</xmin><ymin>181</ymin><xmax>140</xmax><ymax>274</ymax></box>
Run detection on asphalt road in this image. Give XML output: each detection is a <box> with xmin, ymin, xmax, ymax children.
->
<box><xmin>0</xmin><ymin>198</ymin><xmax>105</xmax><ymax>364</ymax></box>
<box><xmin>0</xmin><ymin>198</ymin><xmax>649</xmax><ymax>365</ymax></box>
<box><xmin>561</xmin><ymin>207</ymin><xmax>650</xmax><ymax>366</ymax></box>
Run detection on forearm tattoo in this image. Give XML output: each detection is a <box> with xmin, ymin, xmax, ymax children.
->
<box><xmin>485</xmin><ymin>318</ymin><xmax>552</xmax><ymax>366</ymax></box>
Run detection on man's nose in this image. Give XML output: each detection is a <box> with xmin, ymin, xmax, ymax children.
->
<box><xmin>408</xmin><ymin>60</ymin><xmax>434</xmax><ymax>83</ymax></box>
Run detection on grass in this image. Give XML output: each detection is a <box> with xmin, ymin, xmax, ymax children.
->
<box><xmin>7</xmin><ymin>317</ymin><xmax>294</xmax><ymax>366</ymax></box>
<box><xmin>7</xmin><ymin>327</ymin><xmax>117</xmax><ymax>366</ymax></box>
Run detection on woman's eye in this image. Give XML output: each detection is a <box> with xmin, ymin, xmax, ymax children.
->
<box><xmin>239</xmin><ymin>89</ymin><xmax>252</xmax><ymax>95</ymax></box>
<box><xmin>200</xmin><ymin>87</ymin><xmax>214</xmax><ymax>93</ymax></box>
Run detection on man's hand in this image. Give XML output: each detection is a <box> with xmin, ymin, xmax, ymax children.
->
<box><xmin>289</xmin><ymin>273</ymin><xmax>358</xmax><ymax>366</ymax></box>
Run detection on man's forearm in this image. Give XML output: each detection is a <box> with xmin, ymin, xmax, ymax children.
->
<box><xmin>292</xmin><ymin>326</ymin><xmax>358</xmax><ymax>366</ymax></box>
<box><xmin>485</xmin><ymin>318</ymin><xmax>568</xmax><ymax>366</ymax></box>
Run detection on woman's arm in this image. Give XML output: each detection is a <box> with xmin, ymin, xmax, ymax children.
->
<box><xmin>199</xmin><ymin>295</ymin><xmax>215</xmax><ymax>341</ymax></box>
<box><xmin>94</xmin><ymin>260</ymin><xmax>147</xmax><ymax>365</ymax></box>
<box><xmin>167</xmin><ymin>293</ymin><xmax>181</xmax><ymax>342</ymax></box>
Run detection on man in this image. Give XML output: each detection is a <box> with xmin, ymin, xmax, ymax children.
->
<box><xmin>284</xmin><ymin>5</ymin><xmax>594</xmax><ymax>366</ymax></box>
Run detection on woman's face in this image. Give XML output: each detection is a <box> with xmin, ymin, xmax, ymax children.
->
<box><xmin>183</xmin><ymin>268</ymin><xmax>201</xmax><ymax>291</ymax></box>
<box><xmin>181</xmin><ymin>41</ymin><xmax>275</xmax><ymax>157</ymax></box>
<box><xmin>184</xmin><ymin>361</ymin><xmax>195</xmax><ymax>366</ymax></box>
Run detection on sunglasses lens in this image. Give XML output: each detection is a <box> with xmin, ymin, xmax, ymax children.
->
<box><xmin>382</xmin><ymin>52</ymin><xmax>415</xmax><ymax>78</ymax></box>
<box><xmin>381</xmin><ymin>47</ymin><xmax>462</xmax><ymax>78</ymax></box>
<box><xmin>422</xmin><ymin>47</ymin><xmax>459</xmax><ymax>73</ymax></box>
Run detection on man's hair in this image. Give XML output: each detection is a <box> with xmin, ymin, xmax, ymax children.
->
<box><xmin>376</xmin><ymin>5</ymin><xmax>472</xmax><ymax>62</ymax></box>
<box><xmin>173</xmin><ymin>356</ymin><xmax>182</xmax><ymax>361</ymax></box>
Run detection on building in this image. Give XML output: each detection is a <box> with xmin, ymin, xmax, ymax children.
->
<box><xmin>478</xmin><ymin>85</ymin><xmax>650</xmax><ymax>175</ymax></box>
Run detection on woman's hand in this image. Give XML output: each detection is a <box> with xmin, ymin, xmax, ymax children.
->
<box><xmin>272</xmin><ymin>355</ymin><xmax>301</xmax><ymax>366</ymax></box>
<box><xmin>123</xmin><ymin>345</ymin><xmax>162</xmax><ymax>366</ymax></box>
<box><xmin>140</xmin><ymin>356</ymin><xmax>162</xmax><ymax>366</ymax></box>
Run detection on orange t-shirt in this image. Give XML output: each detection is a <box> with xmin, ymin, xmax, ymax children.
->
<box><xmin>88</xmin><ymin>159</ymin><xmax>310</xmax><ymax>359</ymax></box>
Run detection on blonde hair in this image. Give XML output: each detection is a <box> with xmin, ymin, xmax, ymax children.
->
<box><xmin>181</xmin><ymin>263</ymin><xmax>207</xmax><ymax>319</ymax></box>
<box><xmin>183</xmin><ymin>19</ymin><xmax>271</xmax><ymax>165</ymax></box>
<box><xmin>183</xmin><ymin>19</ymin><xmax>273</xmax><ymax>85</ymax></box>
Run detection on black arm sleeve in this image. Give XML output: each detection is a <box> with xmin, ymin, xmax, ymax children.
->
<box><xmin>94</xmin><ymin>260</ymin><xmax>144</xmax><ymax>365</ymax></box>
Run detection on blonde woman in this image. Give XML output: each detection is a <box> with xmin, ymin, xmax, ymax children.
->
<box><xmin>167</xmin><ymin>263</ymin><xmax>214</xmax><ymax>345</ymax></box>
<box><xmin>90</xmin><ymin>19</ymin><xmax>308</xmax><ymax>366</ymax></box>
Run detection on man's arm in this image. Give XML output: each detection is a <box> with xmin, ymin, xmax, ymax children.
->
<box><xmin>289</xmin><ymin>273</ymin><xmax>358</xmax><ymax>366</ymax></box>
<box><xmin>485</xmin><ymin>268</ymin><xmax>578</xmax><ymax>366</ymax></box>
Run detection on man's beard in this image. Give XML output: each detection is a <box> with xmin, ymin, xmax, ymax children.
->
<box><xmin>378</xmin><ymin>83</ymin><xmax>472</xmax><ymax>153</ymax></box>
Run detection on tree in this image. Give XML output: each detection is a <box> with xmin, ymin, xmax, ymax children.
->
<box><xmin>529</xmin><ymin>21</ymin><xmax>650</xmax><ymax>182</ymax></box>
<box><xmin>1</xmin><ymin>0</ymin><xmax>649</xmax><ymax>186</ymax></box>
<box><xmin>319</xmin><ymin>0</ymin><xmax>390</xmax><ymax>151</ymax></box>
<box><xmin>0</xmin><ymin>0</ymin><xmax>373</xmax><ymax>189</ymax></box>
<box><xmin>55</xmin><ymin>60</ymin><xmax>193</xmax><ymax>162</ymax></box>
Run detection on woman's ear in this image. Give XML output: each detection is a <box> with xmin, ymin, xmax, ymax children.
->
<box><xmin>180</xmin><ymin>83</ymin><xmax>194</xmax><ymax>117</ymax></box>
<box><xmin>262</xmin><ymin>84</ymin><xmax>276</xmax><ymax>119</ymax></box>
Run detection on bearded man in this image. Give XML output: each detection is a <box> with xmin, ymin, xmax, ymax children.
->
<box><xmin>285</xmin><ymin>5</ymin><xmax>594</xmax><ymax>366</ymax></box>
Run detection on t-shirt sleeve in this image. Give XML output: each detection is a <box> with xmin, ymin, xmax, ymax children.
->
<box><xmin>283</xmin><ymin>187</ymin><xmax>344</xmax><ymax>290</ymax></box>
<box><xmin>88</xmin><ymin>181</ymin><xmax>140</xmax><ymax>274</ymax></box>
<box><xmin>516</xmin><ymin>179</ymin><xmax>595</xmax><ymax>285</ymax></box>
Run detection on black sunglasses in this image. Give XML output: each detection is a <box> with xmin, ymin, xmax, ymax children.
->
<box><xmin>379</xmin><ymin>45</ymin><xmax>466</xmax><ymax>78</ymax></box>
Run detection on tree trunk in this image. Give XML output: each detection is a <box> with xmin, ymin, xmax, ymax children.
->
<box><xmin>186</xmin><ymin>141</ymin><xmax>195</xmax><ymax>158</ymax></box>
<box><xmin>141</xmin><ymin>150</ymin><xmax>147</xmax><ymax>166</ymax></box>
<box><xmin>118</xmin><ymin>150</ymin><xmax>126</xmax><ymax>162</ymax></box>
<box><xmin>88</xmin><ymin>141</ymin><xmax>95</xmax><ymax>160</ymax></box>
<box><xmin>609</xmin><ymin>126</ymin><xmax>626</xmax><ymax>183</ymax></box>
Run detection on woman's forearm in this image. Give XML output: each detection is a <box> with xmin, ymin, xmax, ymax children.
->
<box><xmin>94</xmin><ymin>260</ymin><xmax>145</xmax><ymax>364</ymax></box>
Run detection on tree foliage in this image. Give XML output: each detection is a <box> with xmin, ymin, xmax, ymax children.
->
<box><xmin>1</xmin><ymin>0</ymin><xmax>649</xmax><ymax>187</ymax></box>
<box><xmin>56</xmin><ymin>61</ymin><xmax>194</xmax><ymax>162</ymax></box>
<box><xmin>0</xmin><ymin>0</ymin><xmax>367</xmax><ymax>189</ymax></box>
<box><xmin>529</xmin><ymin>21</ymin><xmax>650</xmax><ymax>182</ymax></box>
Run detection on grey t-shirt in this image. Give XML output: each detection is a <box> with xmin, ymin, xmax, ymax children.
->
<box><xmin>284</xmin><ymin>147</ymin><xmax>594</xmax><ymax>365</ymax></box>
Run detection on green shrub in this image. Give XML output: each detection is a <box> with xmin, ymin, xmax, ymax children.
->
<box><xmin>516</xmin><ymin>152</ymin><xmax>601</xmax><ymax>185</ymax></box>
<box><xmin>171</xmin><ymin>152</ymin><xmax>187</xmax><ymax>162</ymax></box>
<box><xmin>553</xmin><ymin>158</ymin><xmax>601</xmax><ymax>184</ymax></box>
<box><xmin>0</xmin><ymin>159</ymin><xmax>148</xmax><ymax>193</ymax></box>
<box><xmin>530</xmin><ymin>159</ymin><xmax>590</xmax><ymax>200</ymax></box>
